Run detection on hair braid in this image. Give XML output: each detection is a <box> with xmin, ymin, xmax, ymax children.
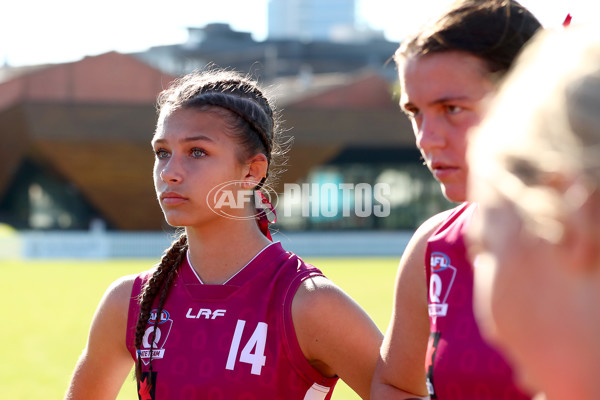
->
<box><xmin>134</xmin><ymin>234</ymin><xmax>188</xmax><ymax>386</ymax></box>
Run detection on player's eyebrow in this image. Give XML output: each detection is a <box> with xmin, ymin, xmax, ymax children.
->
<box><xmin>152</xmin><ymin>135</ymin><xmax>215</xmax><ymax>146</ymax></box>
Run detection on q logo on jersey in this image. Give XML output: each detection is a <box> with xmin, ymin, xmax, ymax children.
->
<box><xmin>428</xmin><ymin>252</ymin><xmax>457</xmax><ymax>321</ymax></box>
<box><xmin>139</xmin><ymin>308</ymin><xmax>174</xmax><ymax>365</ymax></box>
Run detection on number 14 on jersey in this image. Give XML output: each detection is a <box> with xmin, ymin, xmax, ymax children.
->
<box><xmin>226</xmin><ymin>320</ymin><xmax>268</xmax><ymax>375</ymax></box>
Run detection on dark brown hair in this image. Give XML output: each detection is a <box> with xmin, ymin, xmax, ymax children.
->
<box><xmin>134</xmin><ymin>68</ymin><xmax>284</xmax><ymax>386</ymax></box>
<box><xmin>396</xmin><ymin>0</ymin><xmax>542</xmax><ymax>79</ymax></box>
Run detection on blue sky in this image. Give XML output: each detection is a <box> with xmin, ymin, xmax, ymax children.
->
<box><xmin>0</xmin><ymin>0</ymin><xmax>591</xmax><ymax>67</ymax></box>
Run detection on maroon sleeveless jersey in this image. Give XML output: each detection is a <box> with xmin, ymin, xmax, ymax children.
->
<box><xmin>424</xmin><ymin>203</ymin><xmax>530</xmax><ymax>399</ymax></box>
<box><xmin>126</xmin><ymin>242</ymin><xmax>338</xmax><ymax>399</ymax></box>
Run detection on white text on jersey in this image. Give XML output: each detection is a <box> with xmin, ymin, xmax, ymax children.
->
<box><xmin>186</xmin><ymin>308</ymin><xmax>227</xmax><ymax>319</ymax></box>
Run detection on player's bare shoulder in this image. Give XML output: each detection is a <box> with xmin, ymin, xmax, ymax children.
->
<box><xmin>414</xmin><ymin>208</ymin><xmax>455</xmax><ymax>245</ymax></box>
<box><xmin>292</xmin><ymin>275</ymin><xmax>347</xmax><ymax>325</ymax></box>
<box><xmin>402</xmin><ymin>207</ymin><xmax>456</xmax><ymax>281</ymax></box>
<box><xmin>105</xmin><ymin>274</ymin><xmax>138</xmax><ymax>307</ymax></box>
<box><xmin>291</xmin><ymin>274</ymin><xmax>381</xmax><ymax>355</ymax></box>
<box><xmin>291</xmin><ymin>274</ymin><xmax>382</xmax><ymax>396</ymax></box>
<box><xmin>95</xmin><ymin>274</ymin><xmax>139</xmax><ymax>323</ymax></box>
<box><xmin>401</xmin><ymin>208</ymin><xmax>456</xmax><ymax>269</ymax></box>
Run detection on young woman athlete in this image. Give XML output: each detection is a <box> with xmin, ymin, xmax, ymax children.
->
<box><xmin>467</xmin><ymin>26</ymin><xmax>600</xmax><ymax>400</ymax></box>
<box><xmin>371</xmin><ymin>1</ymin><xmax>542</xmax><ymax>398</ymax></box>
<box><xmin>65</xmin><ymin>69</ymin><xmax>382</xmax><ymax>399</ymax></box>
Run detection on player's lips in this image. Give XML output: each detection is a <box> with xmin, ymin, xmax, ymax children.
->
<box><xmin>429</xmin><ymin>162</ymin><xmax>459</xmax><ymax>179</ymax></box>
<box><xmin>160</xmin><ymin>191</ymin><xmax>188</xmax><ymax>205</ymax></box>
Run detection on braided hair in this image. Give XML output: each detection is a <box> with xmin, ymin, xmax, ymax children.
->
<box><xmin>134</xmin><ymin>68</ymin><xmax>284</xmax><ymax>387</ymax></box>
<box><xmin>134</xmin><ymin>234</ymin><xmax>187</xmax><ymax>386</ymax></box>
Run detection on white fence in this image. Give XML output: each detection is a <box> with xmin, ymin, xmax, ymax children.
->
<box><xmin>1</xmin><ymin>230</ymin><xmax>413</xmax><ymax>259</ymax></box>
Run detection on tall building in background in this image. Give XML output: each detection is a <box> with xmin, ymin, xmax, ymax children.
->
<box><xmin>268</xmin><ymin>0</ymin><xmax>357</xmax><ymax>41</ymax></box>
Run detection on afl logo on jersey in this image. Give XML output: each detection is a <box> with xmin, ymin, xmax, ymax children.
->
<box><xmin>428</xmin><ymin>252</ymin><xmax>457</xmax><ymax>321</ymax></box>
<box><xmin>431</xmin><ymin>252</ymin><xmax>450</xmax><ymax>272</ymax></box>
<box><xmin>139</xmin><ymin>308</ymin><xmax>174</xmax><ymax>365</ymax></box>
<box><xmin>148</xmin><ymin>309</ymin><xmax>170</xmax><ymax>325</ymax></box>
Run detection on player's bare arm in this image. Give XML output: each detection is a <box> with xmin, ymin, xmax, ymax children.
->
<box><xmin>292</xmin><ymin>276</ymin><xmax>383</xmax><ymax>399</ymax></box>
<box><xmin>65</xmin><ymin>275</ymin><xmax>136</xmax><ymax>400</ymax></box>
<box><xmin>371</xmin><ymin>211</ymin><xmax>452</xmax><ymax>399</ymax></box>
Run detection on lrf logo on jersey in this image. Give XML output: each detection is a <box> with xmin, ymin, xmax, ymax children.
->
<box><xmin>428</xmin><ymin>252</ymin><xmax>457</xmax><ymax>322</ymax></box>
<box><xmin>186</xmin><ymin>307</ymin><xmax>226</xmax><ymax>319</ymax></box>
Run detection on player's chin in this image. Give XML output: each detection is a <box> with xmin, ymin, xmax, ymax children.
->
<box><xmin>440</xmin><ymin>182</ymin><xmax>467</xmax><ymax>203</ymax></box>
<box><xmin>161</xmin><ymin>210</ymin><xmax>193</xmax><ymax>228</ymax></box>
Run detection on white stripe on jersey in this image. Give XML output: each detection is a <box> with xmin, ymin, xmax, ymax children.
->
<box><xmin>303</xmin><ymin>383</ymin><xmax>331</xmax><ymax>400</ymax></box>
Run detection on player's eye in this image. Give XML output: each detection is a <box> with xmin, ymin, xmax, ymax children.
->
<box><xmin>402</xmin><ymin>105</ymin><xmax>420</xmax><ymax>118</ymax></box>
<box><xmin>445</xmin><ymin>105</ymin><xmax>463</xmax><ymax>115</ymax></box>
<box><xmin>155</xmin><ymin>149</ymin><xmax>170</xmax><ymax>159</ymax></box>
<box><xmin>191</xmin><ymin>148</ymin><xmax>207</xmax><ymax>158</ymax></box>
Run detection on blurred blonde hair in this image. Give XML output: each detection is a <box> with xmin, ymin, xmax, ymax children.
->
<box><xmin>469</xmin><ymin>26</ymin><xmax>600</xmax><ymax>242</ymax></box>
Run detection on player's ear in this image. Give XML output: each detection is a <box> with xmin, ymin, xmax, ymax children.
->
<box><xmin>241</xmin><ymin>153</ymin><xmax>268</xmax><ymax>190</ymax></box>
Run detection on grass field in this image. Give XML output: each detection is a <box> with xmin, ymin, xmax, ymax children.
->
<box><xmin>1</xmin><ymin>256</ymin><xmax>398</xmax><ymax>399</ymax></box>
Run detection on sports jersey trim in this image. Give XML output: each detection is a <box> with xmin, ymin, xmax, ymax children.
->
<box><xmin>185</xmin><ymin>241</ymin><xmax>278</xmax><ymax>285</ymax></box>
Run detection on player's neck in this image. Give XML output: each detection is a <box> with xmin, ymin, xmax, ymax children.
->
<box><xmin>184</xmin><ymin>220</ymin><xmax>271</xmax><ymax>284</ymax></box>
